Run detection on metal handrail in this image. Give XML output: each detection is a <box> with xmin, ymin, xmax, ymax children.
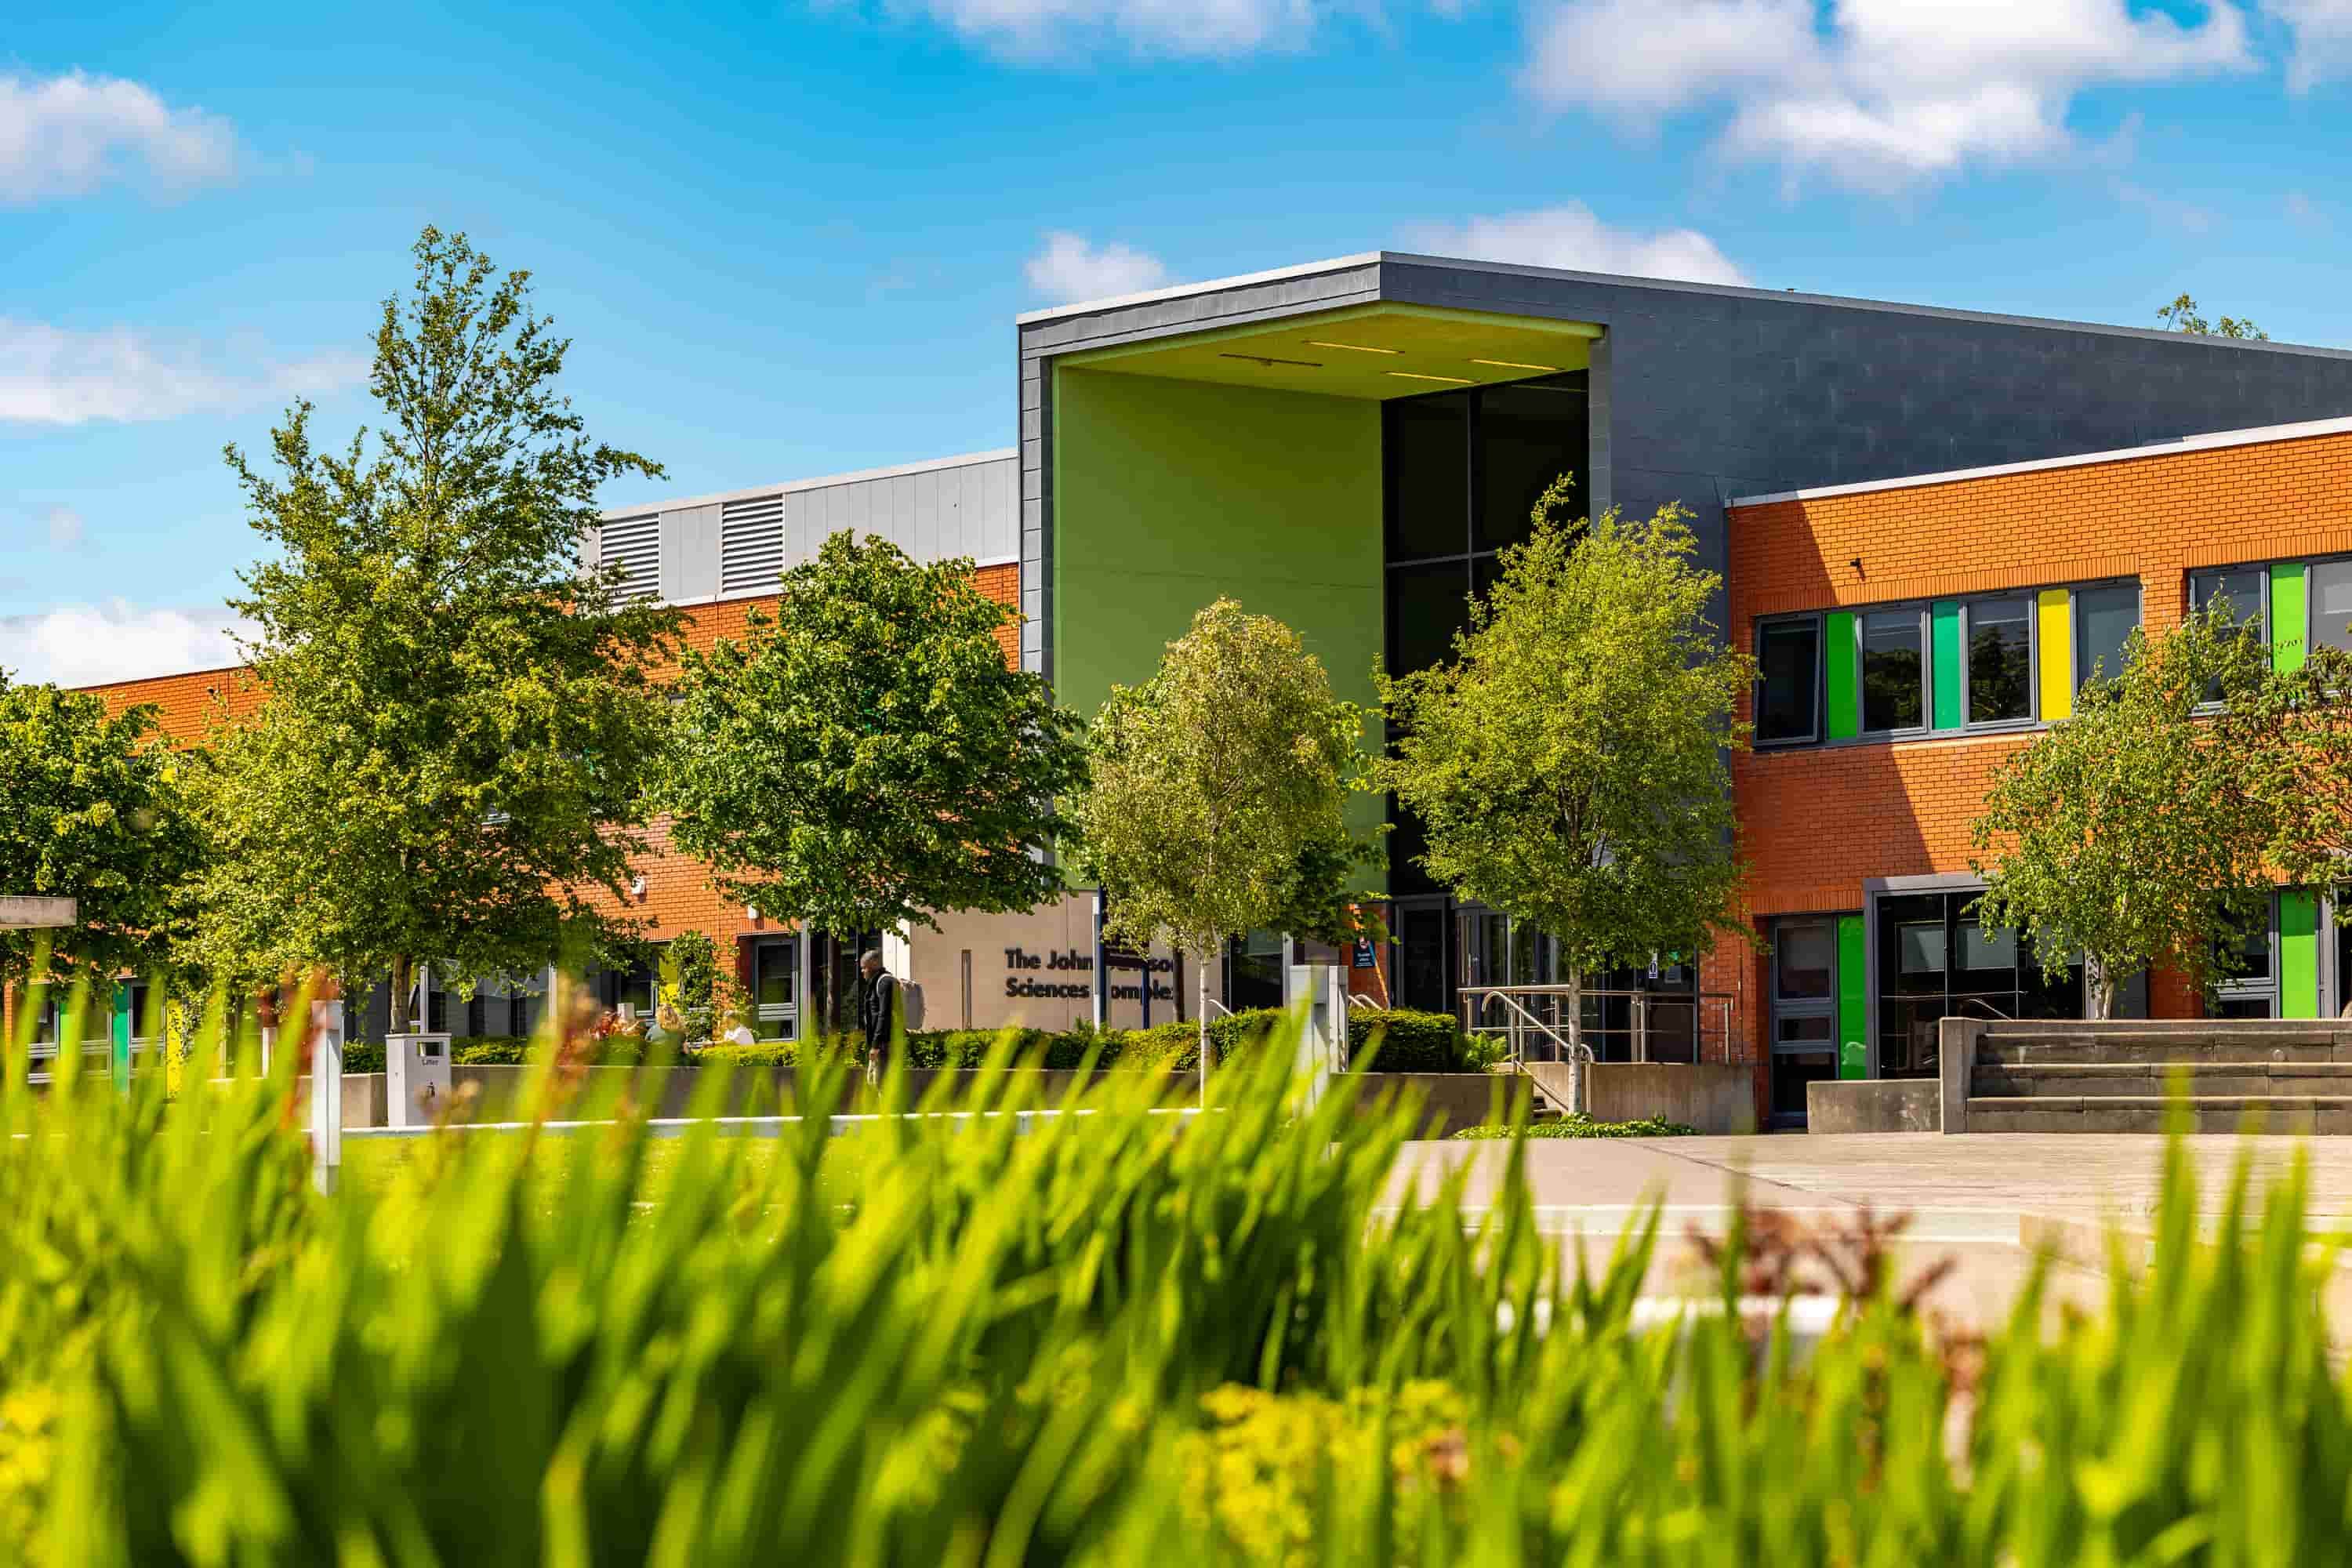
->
<box><xmin>1455</xmin><ymin>985</ymin><xmax>1740</xmax><ymax>1065</ymax></box>
<box><xmin>1466</xmin><ymin>989</ymin><xmax>1592</xmax><ymax>1115</ymax></box>
<box><xmin>1468</xmin><ymin>989</ymin><xmax>1586</xmax><ymax>1066</ymax></box>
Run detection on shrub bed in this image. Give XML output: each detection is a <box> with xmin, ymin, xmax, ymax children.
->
<box><xmin>687</xmin><ymin>1007</ymin><xmax>1484</xmax><ymax>1074</ymax></box>
<box><xmin>1452</xmin><ymin>1112</ymin><xmax>1699</xmax><ymax>1139</ymax></box>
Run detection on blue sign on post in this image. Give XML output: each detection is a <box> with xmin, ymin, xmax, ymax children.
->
<box><xmin>1352</xmin><ymin>938</ymin><xmax>1375</xmax><ymax>968</ymax></box>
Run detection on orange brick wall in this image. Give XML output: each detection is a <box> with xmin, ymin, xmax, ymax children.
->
<box><xmin>74</xmin><ymin>565</ymin><xmax>1023</xmax><ymax>949</ymax></box>
<box><xmin>1722</xmin><ymin>425</ymin><xmax>2352</xmax><ymax>1051</ymax></box>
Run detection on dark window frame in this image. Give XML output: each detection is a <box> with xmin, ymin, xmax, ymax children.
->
<box><xmin>1858</xmin><ymin>604</ymin><xmax>1933</xmax><ymax>737</ymax></box>
<box><xmin>1753</xmin><ymin>612</ymin><xmax>1825</xmax><ymax>748</ymax></box>
<box><xmin>1957</xmin><ymin>594</ymin><xmax>2038</xmax><ymax>731</ymax></box>
<box><xmin>2070</xmin><ymin>579</ymin><xmax>2143</xmax><ymax>695</ymax></box>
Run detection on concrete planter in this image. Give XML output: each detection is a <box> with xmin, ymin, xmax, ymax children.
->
<box><xmin>1585</xmin><ymin>1062</ymin><xmax>1759</xmax><ymax>1134</ymax></box>
<box><xmin>1807</xmin><ymin>1077</ymin><xmax>1940</xmax><ymax>1134</ymax></box>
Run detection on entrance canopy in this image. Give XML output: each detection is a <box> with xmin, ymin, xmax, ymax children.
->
<box><xmin>1057</xmin><ymin>302</ymin><xmax>1602</xmax><ymax>400</ymax></box>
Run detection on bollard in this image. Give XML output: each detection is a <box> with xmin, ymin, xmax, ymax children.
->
<box><xmin>310</xmin><ymin>1000</ymin><xmax>345</xmax><ymax>1194</ymax></box>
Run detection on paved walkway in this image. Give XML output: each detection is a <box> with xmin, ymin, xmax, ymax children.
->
<box><xmin>1392</xmin><ymin>1134</ymin><xmax>2352</xmax><ymax>1329</ymax></box>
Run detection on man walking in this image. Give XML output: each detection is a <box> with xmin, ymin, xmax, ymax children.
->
<box><xmin>858</xmin><ymin>948</ymin><xmax>900</xmax><ymax>1085</ymax></box>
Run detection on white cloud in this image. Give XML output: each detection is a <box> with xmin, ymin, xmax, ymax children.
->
<box><xmin>0</xmin><ymin>319</ymin><xmax>368</xmax><ymax>426</ymax></box>
<box><xmin>2270</xmin><ymin>0</ymin><xmax>2352</xmax><ymax>92</ymax></box>
<box><xmin>0</xmin><ymin>602</ymin><xmax>252</xmax><ymax>688</ymax></box>
<box><xmin>1403</xmin><ymin>204</ymin><xmax>1750</xmax><ymax>285</ymax></box>
<box><xmin>0</xmin><ymin>69</ymin><xmax>240</xmax><ymax>204</ymax></box>
<box><xmin>1521</xmin><ymin>0</ymin><xmax>2254</xmax><ymax>193</ymax></box>
<box><xmin>2112</xmin><ymin>178</ymin><xmax>2217</xmax><ymax>234</ymax></box>
<box><xmin>42</xmin><ymin>506</ymin><xmax>84</xmax><ymax>551</ymax></box>
<box><xmin>891</xmin><ymin>0</ymin><xmax>1323</xmax><ymax>57</ymax></box>
<box><xmin>1023</xmin><ymin>231</ymin><xmax>1172</xmax><ymax>303</ymax></box>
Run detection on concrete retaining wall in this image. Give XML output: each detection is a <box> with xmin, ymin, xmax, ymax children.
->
<box><xmin>287</xmin><ymin>1073</ymin><xmax>387</xmax><ymax>1129</ymax></box>
<box><xmin>1586</xmin><ymin>1063</ymin><xmax>1758</xmax><ymax>1135</ymax></box>
<box><xmin>1806</xmin><ymin>1077</ymin><xmax>1940</xmax><ymax>1134</ymax></box>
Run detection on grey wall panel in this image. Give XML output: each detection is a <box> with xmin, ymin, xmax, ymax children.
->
<box><xmin>891</xmin><ymin>474</ymin><xmax>919</xmax><ymax>552</ymax></box>
<box><xmin>914</xmin><ymin>468</ymin><xmax>940</xmax><ymax>561</ymax></box>
<box><xmin>783</xmin><ymin>491</ymin><xmax>818</xmax><ymax>568</ymax></box>
<box><xmin>982</xmin><ymin>460</ymin><xmax>1017</xmax><ymax>559</ymax></box>
<box><xmin>661</xmin><ymin>503</ymin><xmax>720</xmax><ymax>603</ymax></box>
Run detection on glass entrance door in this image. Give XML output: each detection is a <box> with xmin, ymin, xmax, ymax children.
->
<box><xmin>1769</xmin><ymin>917</ymin><xmax>1838</xmax><ymax>1127</ymax></box>
<box><xmin>1394</xmin><ymin>898</ymin><xmax>1453</xmax><ymax>1014</ymax></box>
<box><xmin>752</xmin><ymin>937</ymin><xmax>798</xmax><ymax>1040</ymax></box>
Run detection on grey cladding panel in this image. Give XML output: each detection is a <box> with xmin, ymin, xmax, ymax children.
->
<box><xmin>597</xmin><ymin>454</ymin><xmax>1018</xmax><ymax>605</ymax></box>
<box><xmin>662</xmin><ymin>504</ymin><xmax>721</xmax><ymax>602</ymax></box>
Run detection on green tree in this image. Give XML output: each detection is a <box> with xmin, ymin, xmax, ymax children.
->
<box><xmin>194</xmin><ymin>227</ymin><xmax>683</xmax><ymax>1028</ymax></box>
<box><xmin>0</xmin><ymin>677</ymin><xmax>205</xmax><ymax>991</ymax></box>
<box><xmin>1372</xmin><ymin>483</ymin><xmax>1752</xmax><ymax>1062</ymax></box>
<box><xmin>2234</xmin><ymin>644</ymin><xmax>2352</xmax><ymax>941</ymax></box>
<box><xmin>1069</xmin><ymin>600</ymin><xmax>1369</xmax><ymax>1097</ymax></box>
<box><xmin>2158</xmin><ymin>292</ymin><xmax>2268</xmax><ymax>340</ymax></box>
<box><xmin>660</xmin><ymin>532</ymin><xmax>1087</xmax><ymax>956</ymax></box>
<box><xmin>1969</xmin><ymin>610</ymin><xmax>2278</xmax><ymax>1018</ymax></box>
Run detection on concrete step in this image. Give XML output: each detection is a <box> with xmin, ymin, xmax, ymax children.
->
<box><xmin>1965</xmin><ymin>1094</ymin><xmax>2352</xmax><ymax>1134</ymax></box>
<box><xmin>1977</xmin><ymin>1036</ymin><xmax>2352</xmax><ymax>1068</ymax></box>
<box><xmin>1973</xmin><ymin>1061</ymin><xmax>2352</xmax><ymax>1098</ymax></box>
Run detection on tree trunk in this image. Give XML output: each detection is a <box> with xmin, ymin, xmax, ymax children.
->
<box><xmin>388</xmin><ymin>953</ymin><xmax>414</xmax><ymax>1034</ymax></box>
<box><xmin>1196</xmin><ymin>941</ymin><xmax>1213</xmax><ymax>1111</ymax></box>
<box><xmin>2086</xmin><ymin>956</ymin><xmax>2117</xmax><ymax>1021</ymax></box>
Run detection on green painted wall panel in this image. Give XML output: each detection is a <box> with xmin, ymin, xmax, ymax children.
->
<box><xmin>1824</xmin><ymin>612</ymin><xmax>1860</xmax><ymax>739</ymax></box>
<box><xmin>2281</xmin><ymin>890</ymin><xmax>2320</xmax><ymax>1020</ymax></box>
<box><xmin>1051</xmin><ymin>367</ymin><xmax>1387</xmax><ymax>862</ymax></box>
<box><xmin>1931</xmin><ymin>599</ymin><xmax>1964</xmax><ymax>730</ymax></box>
<box><xmin>2272</xmin><ymin>561</ymin><xmax>2307</xmax><ymax>673</ymax></box>
<box><xmin>110</xmin><ymin>981</ymin><xmax>132</xmax><ymax>1090</ymax></box>
<box><xmin>1836</xmin><ymin>914</ymin><xmax>1868</xmax><ymax>1079</ymax></box>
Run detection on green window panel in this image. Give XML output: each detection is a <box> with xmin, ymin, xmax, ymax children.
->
<box><xmin>1835</xmin><ymin>913</ymin><xmax>1868</xmax><ymax>1079</ymax></box>
<box><xmin>1824</xmin><ymin>611</ymin><xmax>1860</xmax><ymax>739</ymax></box>
<box><xmin>2272</xmin><ymin>562</ymin><xmax>2307</xmax><ymax>673</ymax></box>
<box><xmin>1930</xmin><ymin>599</ymin><xmax>1965</xmax><ymax>731</ymax></box>
<box><xmin>110</xmin><ymin>981</ymin><xmax>132</xmax><ymax>1090</ymax></box>
<box><xmin>2281</xmin><ymin>890</ymin><xmax>2320</xmax><ymax>1020</ymax></box>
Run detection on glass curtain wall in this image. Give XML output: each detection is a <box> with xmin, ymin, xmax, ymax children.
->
<box><xmin>1874</xmin><ymin>891</ymin><xmax>2092</xmax><ymax>1077</ymax></box>
<box><xmin>1384</xmin><ymin>373</ymin><xmax>1589</xmax><ymax>1013</ymax></box>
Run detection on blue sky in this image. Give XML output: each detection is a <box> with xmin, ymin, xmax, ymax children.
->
<box><xmin>5</xmin><ymin>0</ymin><xmax>2350</xmax><ymax>683</ymax></box>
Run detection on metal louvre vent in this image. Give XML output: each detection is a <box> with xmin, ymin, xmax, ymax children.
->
<box><xmin>599</xmin><ymin>514</ymin><xmax>661</xmax><ymax>601</ymax></box>
<box><xmin>720</xmin><ymin>493</ymin><xmax>785</xmax><ymax>595</ymax></box>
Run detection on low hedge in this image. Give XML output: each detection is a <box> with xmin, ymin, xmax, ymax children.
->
<box><xmin>1452</xmin><ymin>1113</ymin><xmax>1699</xmax><ymax>1140</ymax></box>
<box><xmin>339</xmin><ymin>1036</ymin><xmax>652</xmax><ymax>1072</ymax></box>
<box><xmin>686</xmin><ymin>1007</ymin><xmax>1486</xmax><ymax>1074</ymax></box>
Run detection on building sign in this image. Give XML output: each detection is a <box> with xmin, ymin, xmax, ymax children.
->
<box><xmin>1352</xmin><ymin>937</ymin><xmax>1375</xmax><ymax>968</ymax></box>
<box><xmin>1002</xmin><ymin>946</ymin><xmax>1177</xmax><ymax>1004</ymax></box>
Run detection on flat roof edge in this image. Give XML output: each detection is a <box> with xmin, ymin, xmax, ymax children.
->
<box><xmin>1015</xmin><ymin>252</ymin><xmax>1384</xmax><ymax>326</ymax></box>
<box><xmin>1022</xmin><ymin>248</ymin><xmax>2352</xmax><ymax>358</ymax></box>
<box><xmin>600</xmin><ymin>448</ymin><xmax>1018</xmax><ymax>521</ymax></box>
<box><xmin>1731</xmin><ymin>413</ymin><xmax>2352</xmax><ymax>509</ymax></box>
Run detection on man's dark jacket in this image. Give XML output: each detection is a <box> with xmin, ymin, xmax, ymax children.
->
<box><xmin>860</xmin><ymin>970</ymin><xmax>900</xmax><ymax>1054</ymax></box>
